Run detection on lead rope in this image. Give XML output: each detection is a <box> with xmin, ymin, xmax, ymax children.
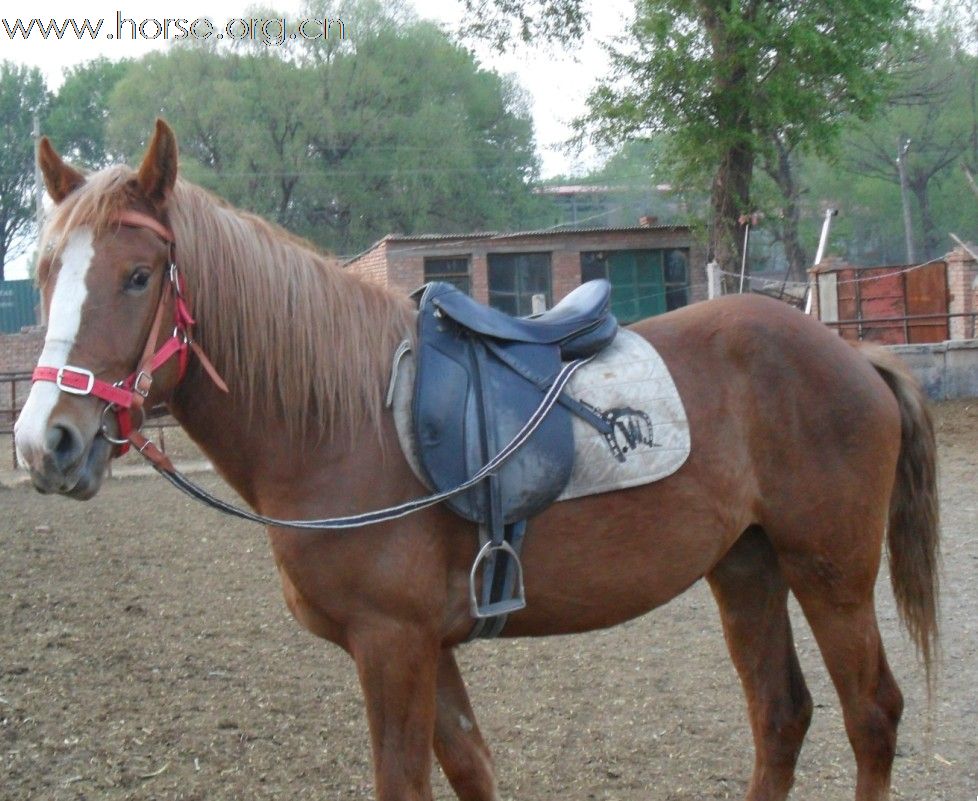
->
<box><xmin>128</xmin><ymin>356</ymin><xmax>592</xmax><ymax>530</ymax></box>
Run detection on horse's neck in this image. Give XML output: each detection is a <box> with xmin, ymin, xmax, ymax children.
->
<box><xmin>166</xmin><ymin>326</ymin><xmax>409</xmax><ymax>517</ymax></box>
<box><xmin>164</xmin><ymin>216</ymin><xmax>416</xmax><ymax>513</ymax></box>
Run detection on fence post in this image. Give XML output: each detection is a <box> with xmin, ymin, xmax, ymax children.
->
<box><xmin>946</xmin><ymin>245</ymin><xmax>978</xmax><ymax>340</ymax></box>
<box><xmin>707</xmin><ymin>262</ymin><xmax>720</xmax><ymax>300</ymax></box>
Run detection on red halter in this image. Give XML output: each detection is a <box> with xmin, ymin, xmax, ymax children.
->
<box><xmin>31</xmin><ymin>210</ymin><xmax>227</xmax><ymax>456</ymax></box>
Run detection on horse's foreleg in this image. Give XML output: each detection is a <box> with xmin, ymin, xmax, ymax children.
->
<box><xmin>351</xmin><ymin>625</ymin><xmax>440</xmax><ymax>801</ymax></box>
<box><xmin>707</xmin><ymin>527</ymin><xmax>813</xmax><ymax>801</ymax></box>
<box><xmin>433</xmin><ymin>648</ymin><xmax>499</xmax><ymax>801</ymax></box>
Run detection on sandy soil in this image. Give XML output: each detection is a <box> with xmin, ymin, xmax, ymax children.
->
<box><xmin>1</xmin><ymin>402</ymin><xmax>975</xmax><ymax>801</ymax></box>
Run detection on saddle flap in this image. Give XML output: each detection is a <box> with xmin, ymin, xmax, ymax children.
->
<box><xmin>412</xmin><ymin>286</ymin><xmax>576</xmax><ymax>525</ymax></box>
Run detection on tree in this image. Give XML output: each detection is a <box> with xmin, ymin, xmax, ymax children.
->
<box><xmin>0</xmin><ymin>61</ymin><xmax>48</xmax><ymax>281</ymax></box>
<box><xmin>106</xmin><ymin>11</ymin><xmax>543</xmax><ymax>255</ymax></box>
<box><xmin>844</xmin><ymin>29</ymin><xmax>974</xmax><ymax>259</ymax></box>
<box><xmin>580</xmin><ymin>0</ymin><xmax>914</xmax><ymax>276</ymax></box>
<box><xmin>46</xmin><ymin>58</ymin><xmax>132</xmax><ymax>168</ymax></box>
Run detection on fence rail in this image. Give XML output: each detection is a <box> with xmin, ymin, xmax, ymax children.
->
<box><xmin>821</xmin><ymin>311</ymin><xmax>978</xmax><ymax>343</ymax></box>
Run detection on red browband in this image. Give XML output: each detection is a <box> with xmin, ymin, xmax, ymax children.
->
<box><xmin>31</xmin><ymin>210</ymin><xmax>226</xmax><ymax>456</ymax></box>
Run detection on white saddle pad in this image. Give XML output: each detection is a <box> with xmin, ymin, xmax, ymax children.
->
<box><xmin>388</xmin><ymin>329</ymin><xmax>691</xmax><ymax>504</ymax></box>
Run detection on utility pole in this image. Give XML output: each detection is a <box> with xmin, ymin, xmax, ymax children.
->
<box><xmin>33</xmin><ymin>113</ymin><xmax>44</xmax><ymax>230</ymax></box>
<box><xmin>33</xmin><ymin>112</ymin><xmax>46</xmax><ymax>325</ymax></box>
<box><xmin>896</xmin><ymin>137</ymin><xmax>916</xmax><ymax>264</ymax></box>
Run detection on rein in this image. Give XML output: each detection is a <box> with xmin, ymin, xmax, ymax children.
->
<box><xmin>34</xmin><ymin>210</ymin><xmax>592</xmax><ymax>531</ymax></box>
<box><xmin>129</xmin><ymin>356</ymin><xmax>589</xmax><ymax>530</ymax></box>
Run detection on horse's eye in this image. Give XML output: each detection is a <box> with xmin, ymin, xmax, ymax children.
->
<box><xmin>125</xmin><ymin>267</ymin><xmax>152</xmax><ymax>293</ymax></box>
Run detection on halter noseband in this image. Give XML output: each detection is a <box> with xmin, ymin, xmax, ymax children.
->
<box><xmin>32</xmin><ymin>210</ymin><xmax>226</xmax><ymax>456</ymax></box>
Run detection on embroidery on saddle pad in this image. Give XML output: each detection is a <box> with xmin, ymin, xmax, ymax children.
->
<box><xmin>388</xmin><ymin>328</ymin><xmax>690</xmax><ymax>505</ymax></box>
<box><xmin>556</xmin><ymin>329</ymin><xmax>689</xmax><ymax>500</ymax></box>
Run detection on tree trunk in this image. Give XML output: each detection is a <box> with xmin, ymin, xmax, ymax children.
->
<box><xmin>910</xmin><ymin>179</ymin><xmax>939</xmax><ymax>259</ymax></box>
<box><xmin>767</xmin><ymin>138</ymin><xmax>809</xmax><ymax>282</ymax></box>
<box><xmin>709</xmin><ymin>140</ymin><xmax>754</xmax><ymax>279</ymax></box>
<box><xmin>701</xmin><ymin>0</ymin><xmax>756</xmax><ymax>281</ymax></box>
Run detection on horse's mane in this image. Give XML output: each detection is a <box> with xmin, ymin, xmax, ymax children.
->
<box><xmin>42</xmin><ymin>166</ymin><xmax>416</xmax><ymax>441</ymax></box>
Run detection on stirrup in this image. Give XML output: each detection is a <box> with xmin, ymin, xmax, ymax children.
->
<box><xmin>468</xmin><ymin>539</ymin><xmax>526</xmax><ymax>619</ymax></box>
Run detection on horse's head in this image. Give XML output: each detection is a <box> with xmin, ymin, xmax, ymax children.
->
<box><xmin>15</xmin><ymin>120</ymin><xmax>182</xmax><ymax>499</ymax></box>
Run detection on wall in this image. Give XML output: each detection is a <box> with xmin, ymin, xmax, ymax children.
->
<box><xmin>888</xmin><ymin>340</ymin><xmax>978</xmax><ymax>400</ymax></box>
<box><xmin>947</xmin><ymin>246</ymin><xmax>978</xmax><ymax>339</ymax></box>
<box><xmin>0</xmin><ymin>328</ymin><xmax>43</xmax><ymax>433</ymax></box>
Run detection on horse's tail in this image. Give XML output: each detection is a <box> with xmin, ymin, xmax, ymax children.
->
<box><xmin>861</xmin><ymin>344</ymin><xmax>940</xmax><ymax>687</ymax></box>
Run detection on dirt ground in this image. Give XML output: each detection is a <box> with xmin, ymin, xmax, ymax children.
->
<box><xmin>1</xmin><ymin>402</ymin><xmax>975</xmax><ymax>801</ymax></box>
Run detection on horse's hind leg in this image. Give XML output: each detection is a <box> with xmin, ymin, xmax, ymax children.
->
<box><xmin>433</xmin><ymin>649</ymin><xmax>499</xmax><ymax>801</ymax></box>
<box><xmin>781</xmin><ymin>558</ymin><xmax>903</xmax><ymax>801</ymax></box>
<box><xmin>707</xmin><ymin>527</ymin><xmax>813</xmax><ymax>801</ymax></box>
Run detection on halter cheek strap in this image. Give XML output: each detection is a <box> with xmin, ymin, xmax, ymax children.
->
<box><xmin>31</xmin><ymin>210</ymin><xmax>227</xmax><ymax>456</ymax></box>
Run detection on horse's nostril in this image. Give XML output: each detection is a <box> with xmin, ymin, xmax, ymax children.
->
<box><xmin>45</xmin><ymin>423</ymin><xmax>84</xmax><ymax>471</ymax></box>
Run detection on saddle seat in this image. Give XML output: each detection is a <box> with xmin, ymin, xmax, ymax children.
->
<box><xmin>429</xmin><ymin>278</ymin><xmax>617</xmax><ymax>359</ymax></box>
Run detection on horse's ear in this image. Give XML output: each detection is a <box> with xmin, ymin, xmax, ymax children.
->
<box><xmin>38</xmin><ymin>137</ymin><xmax>85</xmax><ymax>203</ymax></box>
<box><xmin>137</xmin><ymin>118</ymin><xmax>178</xmax><ymax>206</ymax></box>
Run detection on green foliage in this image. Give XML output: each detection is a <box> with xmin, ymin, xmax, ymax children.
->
<box><xmin>458</xmin><ymin>0</ymin><xmax>588</xmax><ymax>50</ymax></box>
<box><xmin>46</xmin><ymin>58</ymin><xmax>132</xmax><ymax>168</ymax></box>
<box><xmin>0</xmin><ymin>61</ymin><xmax>49</xmax><ymax>279</ymax></box>
<box><xmin>576</xmin><ymin>0</ymin><xmax>914</xmax><ymax>272</ymax></box>
<box><xmin>741</xmin><ymin>28</ymin><xmax>978</xmax><ymax>269</ymax></box>
<box><xmin>105</xmin><ymin>12</ymin><xmax>542</xmax><ymax>254</ymax></box>
<box><xmin>586</xmin><ymin>0</ymin><xmax>913</xmax><ymax>179</ymax></box>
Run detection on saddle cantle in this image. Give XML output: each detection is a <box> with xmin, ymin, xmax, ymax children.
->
<box><xmin>410</xmin><ymin>280</ymin><xmax>618</xmax><ymax>635</ymax></box>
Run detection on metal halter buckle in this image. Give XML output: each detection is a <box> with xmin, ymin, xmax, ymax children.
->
<box><xmin>169</xmin><ymin>263</ymin><xmax>182</xmax><ymax>296</ymax></box>
<box><xmin>132</xmin><ymin>370</ymin><xmax>153</xmax><ymax>398</ymax></box>
<box><xmin>55</xmin><ymin>366</ymin><xmax>95</xmax><ymax>396</ymax></box>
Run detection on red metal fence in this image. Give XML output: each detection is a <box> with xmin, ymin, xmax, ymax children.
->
<box><xmin>816</xmin><ymin>261</ymin><xmax>957</xmax><ymax>344</ymax></box>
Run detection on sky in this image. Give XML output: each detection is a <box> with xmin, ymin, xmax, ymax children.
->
<box><xmin>2</xmin><ymin>0</ymin><xmax>631</xmax><ymax>278</ymax></box>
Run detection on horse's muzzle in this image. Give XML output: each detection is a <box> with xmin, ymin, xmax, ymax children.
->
<box><xmin>18</xmin><ymin>420</ymin><xmax>112</xmax><ymax>499</ymax></box>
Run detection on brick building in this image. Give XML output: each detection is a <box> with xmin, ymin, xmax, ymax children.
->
<box><xmin>345</xmin><ymin>225</ymin><xmax>705</xmax><ymax>324</ymax></box>
<box><xmin>0</xmin><ymin>327</ymin><xmax>44</xmax><ymax>374</ymax></box>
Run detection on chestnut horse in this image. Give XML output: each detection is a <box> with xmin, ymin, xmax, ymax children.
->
<box><xmin>15</xmin><ymin>121</ymin><xmax>939</xmax><ymax>801</ymax></box>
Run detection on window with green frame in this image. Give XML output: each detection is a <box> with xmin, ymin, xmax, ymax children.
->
<box><xmin>424</xmin><ymin>256</ymin><xmax>471</xmax><ymax>294</ymax></box>
<box><xmin>581</xmin><ymin>249</ymin><xmax>689</xmax><ymax>323</ymax></box>
<box><xmin>488</xmin><ymin>252</ymin><xmax>552</xmax><ymax>316</ymax></box>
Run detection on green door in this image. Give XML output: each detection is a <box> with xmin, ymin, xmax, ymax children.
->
<box><xmin>606</xmin><ymin>250</ymin><xmax>666</xmax><ymax>323</ymax></box>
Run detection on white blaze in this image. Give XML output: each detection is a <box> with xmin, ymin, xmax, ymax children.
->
<box><xmin>14</xmin><ymin>228</ymin><xmax>95</xmax><ymax>466</ymax></box>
